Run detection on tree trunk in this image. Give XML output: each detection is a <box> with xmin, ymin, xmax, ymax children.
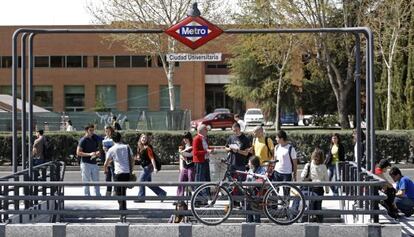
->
<box><xmin>275</xmin><ymin>73</ymin><xmax>282</xmax><ymax>132</ymax></box>
<box><xmin>386</xmin><ymin>66</ymin><xmax>392</xmax><ymax>130</ymax></box>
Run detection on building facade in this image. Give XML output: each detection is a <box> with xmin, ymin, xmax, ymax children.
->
<box><xmin>0</xmin><ymin>25</ymin><xmax>243</xmax><ymax>120</ymax></box>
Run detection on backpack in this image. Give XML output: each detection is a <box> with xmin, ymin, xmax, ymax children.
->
<box><xmin>253</xmin><ymin>136</ymin><xmax>274</xmax><ymax>159</ymax></box>
<box><xmin>153</xmin><ymin>151</ymin><xmax>162</xmax><ymax>171</ymax></box>
<box><xmin>275</xmin><ymin>144</ymin><xmax>294</xmax><ymax>172</ymax></box>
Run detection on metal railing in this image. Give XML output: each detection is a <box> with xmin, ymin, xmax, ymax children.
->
<box><xmin>0</xmin><ymin>161</ymin><xmax>386</xmax><ymax>224</ymax></box>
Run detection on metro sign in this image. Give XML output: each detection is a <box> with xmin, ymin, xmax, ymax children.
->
<box><xmin>165</xmin><ymin>16</ymin><xmax>223</xmax><ymax>50</ymax></box>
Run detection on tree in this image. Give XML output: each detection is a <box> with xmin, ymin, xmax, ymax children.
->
<box><xmin>88</xmin><ymin>0</ymin><xmax>230</xmax><ymax>111</ymax></box>
<box><xmin>280</xmin><ymin>0</ymin><xmax>369</xmax><ymax>129</ymax></box>
<box><xmin>368</xmin><ymin>0</ymin><xmax>414</xmax><ymax>130</ymax></box>
<box><xmin>226</xmin><ymin>0</ymin><xmax>297</xmax><ymax>129</ymax></box>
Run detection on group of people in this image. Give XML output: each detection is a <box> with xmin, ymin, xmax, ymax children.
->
<box><xmin>72</xmin><ymin>118</ymin><xmax>412</xmax><ymax>223</ymax></box>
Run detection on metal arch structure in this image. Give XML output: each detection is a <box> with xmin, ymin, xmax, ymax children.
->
<box><xmin>11</xmin><ymin>27</ymin><xmax>374</xmax><ymax>182</ymax></box>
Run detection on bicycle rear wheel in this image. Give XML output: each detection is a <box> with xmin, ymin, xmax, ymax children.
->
<box><xmin>263</xmin><ymin>183</ymin><xmax>305</xmax><ymax>225</ymax></box>
<box><xmin>190</xmin><ymin>183</ymin><xmax>232</xmax><ymax>225</ymax></box>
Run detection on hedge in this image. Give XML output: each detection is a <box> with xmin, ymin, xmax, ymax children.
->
<box><xmin>0</xmin><ymin>130</ymin><xmax>412</xmax><ymax>165</ymax></box>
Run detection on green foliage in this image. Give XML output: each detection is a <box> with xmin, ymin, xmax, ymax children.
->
<box><xmin>0</xmin><ymin>130</ymin><xmax>412</xmax><ymax>165</ymax></box>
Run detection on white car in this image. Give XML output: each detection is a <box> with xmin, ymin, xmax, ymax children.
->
<box><xmin>244</xmin><ymin>108</ymin><xmax>264</xmax><ymax>126</ymax></box>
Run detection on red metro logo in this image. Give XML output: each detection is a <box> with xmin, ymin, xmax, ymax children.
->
<box><xmin>165</xmin><ymin>16</ymin><xmax>223</xmax><ymax>50</ymax></box>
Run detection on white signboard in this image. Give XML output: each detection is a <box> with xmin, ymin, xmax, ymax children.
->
<box><xmin>166</xmin><ymin>53</ymin><xmax>222</xmax><ymax>62</ymax></box>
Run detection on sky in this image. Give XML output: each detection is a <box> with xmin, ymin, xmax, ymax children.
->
<box><xmin>0</xmin><ymin>0</ymin><xmax>93</xmax><ymax>25</ymax></box>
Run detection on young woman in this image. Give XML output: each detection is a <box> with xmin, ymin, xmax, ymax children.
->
<box><xmin>135</xmin><ymin>133</ymin><xmax>166</xmax><ymax>202</ymax></box>
<box><xmin>102</xmin><ymin>125</ymin><xmax>115</xmax><ymax>196</ymax></box>
<box><xmin>325</xmin><ymin>133</ymin><xmax>345</xmax><ymax>195</ymax></box>
<box><xmin>177</xmin><ymin>131</ymin><xmax>194</xmax><ymax>196</ymax></box>
<box><xmin>301</xmin><ymin>147</ymin><xmax>329</xmax><ymax>222</ymax></box>
<box><xmin>246</xmin><ymin>156</ymin><xmax>266</xmax><ymax>223</ymax></box>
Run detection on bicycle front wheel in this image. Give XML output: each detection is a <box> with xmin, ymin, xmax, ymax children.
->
<box><xmin>190</xmin><ymin>183</ymin><xmax>232</xmax><ymax>225</ymax></box>
<box><xmin>263</xmin><ymin>183</ymin><xmax>305</xmax><ymax>225</ymax></box>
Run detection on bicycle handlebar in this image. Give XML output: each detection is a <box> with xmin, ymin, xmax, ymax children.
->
<box><xmin>234</xmin><ymin>170</ymin><xmax>268</xmax><ymax>180</ymax></box>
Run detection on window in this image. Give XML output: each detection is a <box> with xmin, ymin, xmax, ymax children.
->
<box><xmin>99</xmin><ymin>56</ymin><xmax>114</xmax><ymax>68</ymax></box>
<box><xmin>128</xmin><ymin>86</ymin><xmax>148</xmax><ymax>110</ymax></box>
<box><xmin>50</xmin><ymin>56</ymin><xmax>65</xmax><ymax>68</ymax></box>
<box><xmin>34</xmin><ymin>86</ymin><xmax>53</xmax><ymax>110</ymax></box>
<box><xmin>35</xmin><ymin>56</ymin><xmax>49</xmax><ymax>67</ymax></box>
<box><xmin>0</xmin><ymin>85</ymin><xmax>21</xmax><ymax>98</ymax></box>
<box><xmin>132</xmin><ymin>56</ymin><xmax>152</xmax><ymax>67</ymax></box>
<box><xmin>83</xmin><ymin>56</ymin><xmax>88</xmax><ymax>68</ymax></box>
<box><xmin>157</xmin><ymin>56</ymin><xmax>179</xmax><ymax>67</ymax></box>
<box><xmin>66</xmin><ymin>56</ymin><xmax>82</xmax><ymax>67</ymax></box>
<box><xmin>159</xmin><ymin>85</ymin><xmax>180</xmax><ymax>110</ymax></box>
<box><xmin>64</xmin><ymin>86</ymin><xmax>84</xmax><ymax>111</ymax></box>
<box><xmin>96</xmin><ymin>85</ymin><xmax>117</xmax><ymax>111</ymax></box>
<box><xmin>115</xmin><ymin>56</ymin><xmax>131</xmax><ymax>67</ymax></box>
<box><xmin>0</xmin><ymin>56</ymin><xmax>19</xmax><ymax>68</ymax></box>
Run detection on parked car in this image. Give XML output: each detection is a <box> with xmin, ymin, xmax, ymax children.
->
<box><xmin>244</xmin><ymin>108</ymin><xmax>264</xmax><ymax>126</ymax></box>
<box><xmin>213</xmin><ymin>108</ymin><xmax>231</xmax><ymax>113</ymax></box>
<box><xmin>280</xmin><ymin>111</ymin><xmax>299</xmax><ymax>126</ymax></box>
<box><xmin>191</xmin><ymin>112</ymin><xmax>236</xmax><ymax>131</ymax></box>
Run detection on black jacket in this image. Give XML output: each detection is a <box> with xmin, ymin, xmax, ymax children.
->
<box><xmin>325</xmin><ymin>143</ymin><xmax>345</xmax><ymax>165</ymax></box>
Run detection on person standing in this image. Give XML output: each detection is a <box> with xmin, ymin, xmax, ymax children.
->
<box><xmin>32</xmin><ymin>129</ymin><xmax>46</xmax><ymax>166</ymax></box>
<box><xmin>325</xmin><ymin>133</ymin><xmax>345</xmax><ymax>195</ymax></box>
<box><xmin>225</xmin><ymin>122</ymin><xmax>251</xmax><ymax>172</ymax></box>
<box><xmin>274</xmin><ymin>130</ymin><xmax>298</xmax><ymax>182</ymax></box>
<box><xmin>250</xmin><ymin>125</ymin><xmax>274</xmax><ymax>165</ymax></box>
<box><xmin>76</xmin><ymin>124</ymin><xmax>102</xmax><ymax>196</ymax></box>
<box><xmin>102</xmin><ymin>125</ymin><xmax>115</xmax><ymax>196</ymax></box>
<box><xmin>300</xmin><ymin>147</ymin><xmax>329</xmax><ymax>222</ymax></box>
<box><xmin>234</xmin><ymin>114</ymin><xmax>246</xmax><ymax>132</ymax></box>
<box><xmin>246</xmin><ymin>156</ymin><xmax>266</xmax><ymax>223</ymax></box>
<box><xmin>389</xmin><ymin>167</ymin><xmax>414</xmax><ymax>217</ymax></box>
<box><xmin>193</xmin><ymin>124</ymin><xmax>212</xmax><ymax>193</ymax></box>
<box><xmin>104</xmin><ymin>132</ymin><xmax>132</xmax><ymax>221</ymax></box>
<box><xmin>66</xmin><ymin>120</ymin><xmax>74</xmax><ymax>131</ymax></box>
<box><xmin>177</xmin><ymin>131</ymin><xmax>195</xmax><ymax>197</ymax></box>
<box><xmin>135</xmin><ymin>133</ymin><xmax>166</xmax><ymax>202</ymax></box>
<box><xmin>112</xmin><ymin>116</ymin><xmax>122</xmax><ymax>131</ymax></box>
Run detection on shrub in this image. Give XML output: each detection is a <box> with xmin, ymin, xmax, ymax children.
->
<box><xmin>0</xmin><ymin>130</ymin><xmax>411</xmax><ymax>165</ymax></box>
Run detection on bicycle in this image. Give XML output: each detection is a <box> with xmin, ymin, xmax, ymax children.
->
<box><xmin>190</xmin><ymin>159</ymin><xmax>305</xmax><ymax>225</ymax></box>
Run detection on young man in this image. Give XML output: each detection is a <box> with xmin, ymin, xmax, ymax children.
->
<box><xmin>32</xmin><ymin>129</ymin><xmax>46</xmax><ymax>166</ymax></box>
<box><xmin>389</xmin><ymin>167</ymin><xmax>414</xmax><ymax>217</ymax></box>
<box><xmin>225</xmin><ymin>122</ymin><xmax>251</xmax><ymax>172</ymax></box>
<box><xmin>104</xmin><ymin>132</ymin><xmax>132</xmax><ymax>221</ymax></box>
<box><xmin>250</xmin><ymin>125</ymin><xmax>274</xmax><ymax>165</ymax></box>
<box><xmin>234</xmin><ymin>114</ymin><xmax>246</xmax><ymax>132</ymax></box>
<box><xmin>274</xmin><ymin>130</ymin><xmax>297</xmax><ymax>181</ymax></box>
<box><xmin>77</xmin><ymin>124</ymin><xmax>102</xmax><ymax>196</ymax></box>
<box><xmin>112</xmin><ymin>116</ymin><xmax>122</xmax><ymax>131</ymax></box>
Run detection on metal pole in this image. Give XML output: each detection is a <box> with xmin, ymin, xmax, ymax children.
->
<box><xmin>28</xmin><ymin>33</ymin><xmax>35</xmax><ymax>181</ymax></box>
<box><xmin>21</xmin><ymin>33</ymin><xmax>28</xmax><ymax>170</ymax></box>
<box><xmin>354</xmin><ymin>34</ymin><xmax>362</xmax><ymax>180</ymax></box>
<box><xmin>365</xmin><ymin>35</ymin><xmax>371</xmax><ymax>171</ymax></box>
<box><xmin>368</xmin><ymin>30</ymin><xmax>376</xmax><ymax>172</ymax></box>
<box><xmin>11</xmin><ymin>31</ymin><xmax>20</xmax><ymax>174</ymax></box>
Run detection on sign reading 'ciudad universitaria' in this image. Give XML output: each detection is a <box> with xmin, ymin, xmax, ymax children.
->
<box><xmin>165</xmin><ymin>13</ymin><xmax>223</xmax><ymax>50</ymax></box>
<box><xmin>166</xmin><ymin>53</ymin><xmax>222</xmax><ymax>62</ymax></box>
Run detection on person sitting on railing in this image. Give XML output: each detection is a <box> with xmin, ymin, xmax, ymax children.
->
<box><xmin>374</xmin><ymin>159</ymin><xmax>399</xmax><ymax>219</ymax></box>
<box><xmin>245</xmin><ymin>156</ymin><xmax>266</xmax><ymax>223</ymax></box>
<box><xmin>389</xmin><ymin>167</ymin><xmax>414</xmax><ymax>217</ymax></box>
<box><xmin>300</xmin><ymin>147</ymin><xmax>329</xmax><ymax>222</ymax></box>
<box><xmin>104</xmin><ymin>132</ymin><xmax>133</xmax><ymax>222</ymax></box>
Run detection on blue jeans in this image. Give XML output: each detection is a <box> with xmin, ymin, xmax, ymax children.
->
<box><xmin>195</xmin><ymin>161</ymin><xmax>211</xmax><ymax>197</ymax></box>
<box><xmin>138</xmin><ymin>165</ymin><xmax>166</xmax><ymax>197</ymax></box>
<box><xmin>327</xmin><ymin>163</ymin><xmax>339</xmax><ymax>195</ymax></box>
<box><xmin>80</xmin><ymin>162</ymin><xmax>101</xmax><ymax>196</ymax></box>
<box><xmin>105</xmin><ymin>165</ymin><xmax>115</xmax><ymax>192</ymax></box>
<box><xmin>273</xmin><ymin>171</ymin><xmax>292</xmax><ymax>182</ymax></box>
<box><xmin>395</xmin><ymin>197</ymin><xmax>414</xmax><ymax>217</ymax></box>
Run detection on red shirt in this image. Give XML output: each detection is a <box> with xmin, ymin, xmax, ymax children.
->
<box><xmin>192</xmin><ymin>134</ymin><xmax>207</xmax><ymax>163</ymax></box>
<box><xmin>374</xmin><ymin>166</ymin><xmax>383</xmax><ymax>175</ymax></box>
